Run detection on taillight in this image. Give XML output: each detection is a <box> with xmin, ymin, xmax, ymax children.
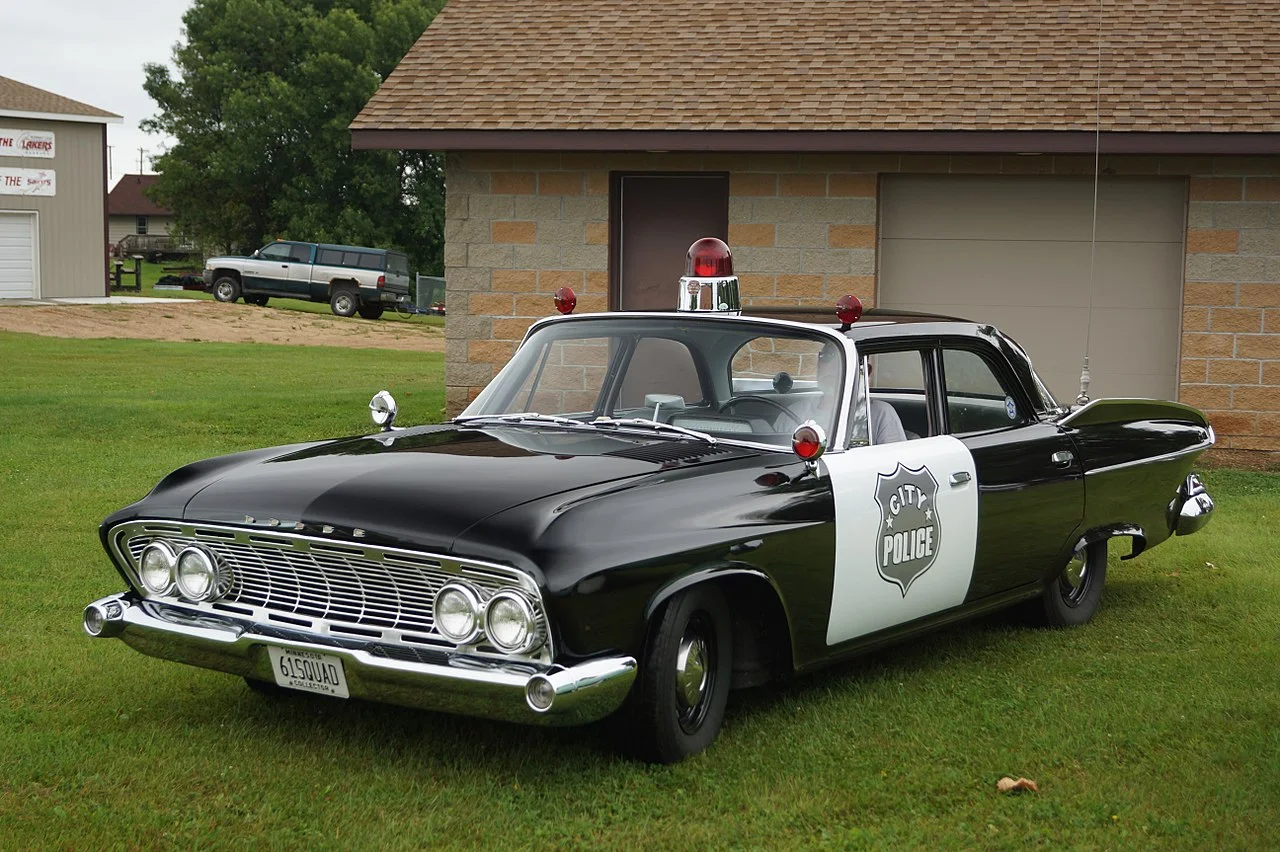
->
<box><xmin>377</xmin><ymin>275</ymin><xmax>385</xmax><ymax>288</ymax></box>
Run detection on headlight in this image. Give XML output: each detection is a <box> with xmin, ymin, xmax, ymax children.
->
<box><xmin>174</xmin><ymin>546</ymin><xmax>227</xmax><ymax>602</ymax></box>
<box><xmin>484</xmin><ymin>591</ymin><xmax>537</xmax><ymax>654</ymax></box>
<box><xmin>139</xmin><ymin>542</ymin><xmax>177</xmax><ymax>594</ymax></box>
<box><xmin>433</xmin><ymin>583</ymin><xmax>481</xmax><ymax>643</ymax></box>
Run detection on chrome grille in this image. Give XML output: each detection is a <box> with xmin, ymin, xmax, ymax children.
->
<box><xmin>110</xmin><ymin>520</ymin><xmax>548</xmax><ymax>658</ymax></box>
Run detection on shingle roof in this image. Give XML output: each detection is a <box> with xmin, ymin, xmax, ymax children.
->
<box><xmin>107</xmin><ymin>175</ymin><xmax>171</xmax><ymax>216</ymax></box>
<box><xmin>0</xmin><ymin>75</ymin><xmax>120</xmax><ymax>121</ymax></box>
<box><xmin>353</xmin><ymin>0</ymin><xmax>1280</xmax><ymax>134</ymax></box>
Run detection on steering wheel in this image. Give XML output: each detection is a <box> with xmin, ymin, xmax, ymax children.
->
<box><xmin>718</xmin><ymin>395</ymin><xmax>803</xmax><ymax>429</ymax></box>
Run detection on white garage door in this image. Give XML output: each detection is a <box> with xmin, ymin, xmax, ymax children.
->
<box><xmin>878</xmin><ymin>176</ymin><xmax>1186</xmax><ymax>402</ymax></box>
<box><xmin>0</xmin><ymin>212</ymin><xmax>38</xmax><ymax>299</ymax></box>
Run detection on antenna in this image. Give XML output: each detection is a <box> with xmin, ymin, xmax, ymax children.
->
<box><xmin>1077</xmin><ymin>0</ymin><xmax>1104</xmax><ymax>406</ymax></box>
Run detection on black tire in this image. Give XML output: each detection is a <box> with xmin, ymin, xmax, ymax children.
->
<box><xmin>212</xmin><ymin>276</ymin><xmax>241</xmax><ymax>303</ymax></box>
<box><xmin>330</xmin><ymin>288</ymin><xmax>359</xmax><ymax>317</ymax></box>
<box><xmin>628</xmin><ymin>585</ymin><xmax>733</xmax><ymax>763</ymax></box>
<box><xmin>245</xmin><ymin>294</ymin><xmax>269</xmax><ymax>307</ymax></box>
<box><xmin>1040</xmin><ymin>540</ymin><xmax>1108</xmax><ymax>627</ymax></box>
<box><xmin>357</xmin><ymin>303</ymin><xmax>385</xmax><ymax>320</ymax></box>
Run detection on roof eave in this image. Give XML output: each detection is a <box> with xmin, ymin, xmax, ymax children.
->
<box><xmin>350</xmin><ymin>128</ymin><xmax>1280</xmax><ymax>156</ymax></box>
<box><xmin>0</xmin><ymin>108</ymin><xmax>122</xmax><ymax>125</ymax></box>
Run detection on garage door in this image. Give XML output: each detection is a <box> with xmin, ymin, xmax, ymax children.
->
<box><xmin>878</xmin><ymin>176</ymin><xmax>1186</xmax><ymax>402</ymax></box>
<box><xmin>0</xmin><ymin>212</ymin><xmax>37</xmax><ymax>299</ymax></box>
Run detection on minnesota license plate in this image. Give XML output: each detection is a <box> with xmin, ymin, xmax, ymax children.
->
<box><xmin>267</xmin><ymin>646</ymin><xmax>349</xmax><ymax>699</ymax></box>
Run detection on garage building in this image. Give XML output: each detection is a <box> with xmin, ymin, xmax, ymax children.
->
<box><xmin>352</xmin><ymin>0</ymin><xmax>1280</xmax><ymax>457</ymax></box>
<box><xmin>1</xmin><ymin>75</ymin><xmax>120</xmax><ymax>300</ymax></box>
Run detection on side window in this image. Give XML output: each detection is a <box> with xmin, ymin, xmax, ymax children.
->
<box><xmin>943</xmin><ymin>348</ymin><xmax>1028</xmax><ymax>434</ymax></box>
<box><xmin>357</xmin><ymin>253</ymin><xmax>383</xmax><ymax>270</ymax></box>
<box><xmin>289</xmin><ymin>244</ymin><xmax>312</xmax><ymax>263</ymax></box>
<box><xmin>317</xmin><ymin>249</ymin><xmax>342</xmax><ymax>266</ymax></box>
<box><xmin>866</xmin><ymin>350</ymin><xmax>929</xmax><ymax>442</ymax></box>
<box><xmin>259</xmin><ymin>243</ymin><xmax>292</xmax><ymax>261</ymax></box>
<box><xmin>616</xmin><ymin>338</ymin><xmax>703</xmax><ymax>410</ymax></box>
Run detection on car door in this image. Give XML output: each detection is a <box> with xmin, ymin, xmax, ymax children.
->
<box><xmin>822</xmin><ymin>346</ymin><xmax>979</xmax><ymax>645</ymax></box>
<box><xmin>938</xmin><ymin>340</ymin><xmax>1084</xmax><ymax>598</ymax></box>
<box><xmin>244</xmin><ymin>242</ymin><xmax>294</xmax><ymax>294</ymax></box>
<box><xmin>285</xmin><ymin>243</ymin><xmax>315</xmax><ymax>296</ymax></box>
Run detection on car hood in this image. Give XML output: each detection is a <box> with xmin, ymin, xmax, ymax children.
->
<box><xmin>164</xmin><ymin>424</ymin><xmax>754</xmax><ymax>554</ymax></box>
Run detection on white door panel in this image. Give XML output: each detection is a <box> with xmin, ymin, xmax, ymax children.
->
<box><xmin>824</xmin><ymin>436</ymin><xmax>978</xmax><ymax>645</ymax></box>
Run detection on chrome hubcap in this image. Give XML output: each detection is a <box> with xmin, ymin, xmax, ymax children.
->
<box><xmin>216</xmin><ymin>283</ymin><xmax>233</xmax><ymax>299</ymax></box>
<box><xmin>675</xmin><ymin>633</ymin><xmax>708</xmax><ymax>709</ymax></box>
<box><xmin>1061</xmin><ymin>550</ymin><xmax>1089</xmax><ymax>605</ymax></box>
<box><xmin>336</xmin><ymin>295</ymin><xmax>353</xmax><ymax>313</ymax></box>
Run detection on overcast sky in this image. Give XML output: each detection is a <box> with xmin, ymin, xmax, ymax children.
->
<box><xmin>3</xmin><ymin>0</ymin><xmax>189</xmax><ymax>188</ymax></box>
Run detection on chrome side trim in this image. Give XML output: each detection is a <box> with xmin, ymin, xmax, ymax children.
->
<box><xmin>1084</xmin><ymin>439</ymin><xmax>1214</xmax><ymax>477</ymax></box>
<box><xmin>84</xmin><ymin>594</ymin><xmax>635</xmax><ymax>727</ymax></box>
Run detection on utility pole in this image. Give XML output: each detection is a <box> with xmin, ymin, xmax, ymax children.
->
<box><xmin>138</xmin><ymin>147</ymin><xmax>145</xmax><ymax>175</ymax></box>
<box><xmin>107</xmin><ymin>145</ymin><xmax>113</xmax><ymax>182</ymax></box>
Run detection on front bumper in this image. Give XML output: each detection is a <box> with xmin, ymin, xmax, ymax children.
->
<box><xmin>83</xmin><ymin>594</ymin><xmax>636</xmax><ymax>726</ymax></box>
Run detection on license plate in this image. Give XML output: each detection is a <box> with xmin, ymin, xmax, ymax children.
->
<box><xmin>267</xmin><ymin>646</ymin><xmax>349</xmax><ymax>698</ymax></box>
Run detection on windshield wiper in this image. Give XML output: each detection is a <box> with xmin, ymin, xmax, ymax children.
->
<box><xmin>453</xmin><ymin>412</ymin><xmax>593</xmax><ymax>429</ymax></box>
<box><xmin>590</xmin><ymin>416</ymin><xmax>717</xmax><ymax>444</ymax></box>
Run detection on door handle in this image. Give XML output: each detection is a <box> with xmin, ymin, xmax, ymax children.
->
<box><xmin>949</xmin><ymin>471</ymin><xmax>971</xmax><ymax>486</ymax></box>
<box><xmin>1051</xmin><ymin>450</ymin><xmax>1074</xmax><ymax>467</ymax></box>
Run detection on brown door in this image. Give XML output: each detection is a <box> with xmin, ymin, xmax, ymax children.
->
<box><xmin>613</xmin><ymin>173</ymin><xmax>729</xmax><ymax>310</ymax></box>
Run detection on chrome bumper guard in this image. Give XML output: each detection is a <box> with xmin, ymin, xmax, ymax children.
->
<box><xmin>83</xmin><ymin>594</ymin><xmax>636</xmax><ymax>726</ymax></box>
<box><xmin>1174</xmin><ymin>473</ymin><xmax>1215</xmax><ymax>536</ymax></box>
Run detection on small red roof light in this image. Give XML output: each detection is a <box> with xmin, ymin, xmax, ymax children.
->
<box><xmin>835</xmin><ymin>294</ymin><xmax>863</xmax><ymax>330</ymax></box>
<box><xmin>553</xmin><ymin>287</ymin><xmax>577</xmax><ymax>315</ymax></box>
<box><xmin>792</xmin><ymin>422</ymin><xmax>826</xmax><ymax>462</ymax></box>
<box><xmin>686</xmin><ymin>237</ymin><xmax>734</xmax><ymax>278</ymax></box>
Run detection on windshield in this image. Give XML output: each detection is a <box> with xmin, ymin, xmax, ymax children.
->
<box><xmin>460</xmin><ymin>317</ymin><xmax>844</xmax><ymax>448</ymax></box>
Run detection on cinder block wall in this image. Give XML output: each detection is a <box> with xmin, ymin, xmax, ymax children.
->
<box><xmin>443</xmin><ymin>152</ymin><xmax>1280</xmax><ymax>455</ymax></box>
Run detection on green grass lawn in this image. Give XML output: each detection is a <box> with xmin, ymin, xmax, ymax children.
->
<box><xmin>1</xmin><ymin>330</ymin><xmax>1277</xmax><ymax>848</ymax></box>
<box><xmin>111</xmin><ymin>260</ymin><xmax>444</xmax><ymax>328</ymax></box>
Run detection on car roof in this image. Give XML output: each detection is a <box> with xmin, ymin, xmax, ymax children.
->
<box><xmin>738</xmin><ymin>306</ymin><xmax>989</xmax><ymax>342</ymax></box>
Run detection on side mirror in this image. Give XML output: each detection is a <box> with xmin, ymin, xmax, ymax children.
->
<box><xmin>369</xmin><ymin>390</ymin><xmax>398</xmax><ymax>431</ymax></box>
<box><xmin>791</xmin><ymin>421</ymin><xmax>827</xmax><ymax>474</ymax></box>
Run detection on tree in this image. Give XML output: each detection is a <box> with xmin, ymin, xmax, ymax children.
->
<box><xmin>142</xmin><ymin>0</ymin><xmax>445</xmax><ymax>274</ymax></box>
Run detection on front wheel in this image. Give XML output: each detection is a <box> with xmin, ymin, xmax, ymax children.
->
<box><xmin>330</xmin><ymin>289</ymin><xmax>359</xmax><ymax>317</ymax></box>
<box><xmin>212</xmin><ymin>276</ymin><xmax>241</xmax><ymax>303</ymax></box>
<box><xmin>628</xmin><ymin>585</ymin><xmax>733</xmax><ymax>763</ymax></box>
<box><xmin>1040</xmin><ymin>540</ymin><xmax>1108</xmax><ymax>627</ymax></box>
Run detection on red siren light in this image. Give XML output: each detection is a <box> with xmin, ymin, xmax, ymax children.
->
<box><xmin>792</xmin><ymin>422</ymin><xmax>826</xmax><ymax>462</ymax></box>
<box><xmin>835</xmin><ymin>294</ymin><xmax>863</xmax><ymax>330</ymax></box>
<box><xmin>686</xmin><ymin>237</ymin><xmax>734</xmax><ymax>278</ymax></box>
<box><xmin>553</xmin><ymin>287</ymin><xmax>577</xmax><ymax>315</ymax></box>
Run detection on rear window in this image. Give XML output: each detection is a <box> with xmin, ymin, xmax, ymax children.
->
<box><xmin>355</xmin><ymin>253</ymin><xmax>382</xmax><ymax>270</ymax></box>
<box><xmin>316</xmin><ymin>248</ymin><xmax>386</xmax><ymax>270</ymax></box>
<box><xmin>387</xmin><ymin>254</ymin><xmax>409</xmax><ymax>276</ymax></box>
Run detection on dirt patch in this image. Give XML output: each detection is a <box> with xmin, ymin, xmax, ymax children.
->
<box><xmin>0</xmin><ymin>301</ymin><xmax>443</xmax><ymax>352</ymax></box>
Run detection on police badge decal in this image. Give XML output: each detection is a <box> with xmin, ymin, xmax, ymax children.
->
<box><xmin>874</xmin><ymin>463</ymin><xmax>942</xmax><ymax>597</ymax></box>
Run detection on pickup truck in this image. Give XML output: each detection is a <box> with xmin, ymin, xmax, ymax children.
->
<box><xmin>203</xmin><ymin>241</ymin><xmax>412</xmax><ymax>319</ymax></box>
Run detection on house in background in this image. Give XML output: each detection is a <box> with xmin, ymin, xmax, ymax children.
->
<box><xmin>107</xmin><ymin>173</ymin><xmax>177</xmax><ymax>256</ymax></box>
<box><xmin>1</xmin><ymin>75</ymin><xmax>119</xmax><ymax>299</ymax></box>
<box><xmin>352</xmin><ymin>0</ymin><xmax>1280</xmax><ymax>459</ymax></box>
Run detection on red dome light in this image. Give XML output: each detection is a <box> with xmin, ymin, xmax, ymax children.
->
<box><xmin>835</xmin><ymin>294</ymin><xmax>863</xmax><ymax>329</ymax></box>
<box><xmin>553</xmin><ymin>287</ymin><xmax>577</xmax><ymax>315</ymax></box>
<box><xmin>792</xmin><ymin>423</ymin><xmax>826</xmax><ymax>462</ymax></box>
<box><xmin>686</xmin><ymin>237</ymin><xmax>734</xmax><ymax>278</ymax></box>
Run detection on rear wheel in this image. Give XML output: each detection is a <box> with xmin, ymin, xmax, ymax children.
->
<box><xmin>357</xmin><ymin>303</ymin><xmax>385</xmax><ymax>320</ymax></box>
<box><xmin>212</xmin><ymin>276</ymin><xmax>241</xmax><ymax>303</ymax></box>
<box><xmin>330</xmin><ymin>289</ymin><xmax>359</xmax><ymax>317</ymax></box>
<box><xmin>628</xmin><ymin>585</ymin><xmax>732</xmax><ymax>763</ymax></box>
<box><xmin>1040</xmin><ymin>540</ymin><xmax>1108</xmax><ymax>627</ymax></box>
